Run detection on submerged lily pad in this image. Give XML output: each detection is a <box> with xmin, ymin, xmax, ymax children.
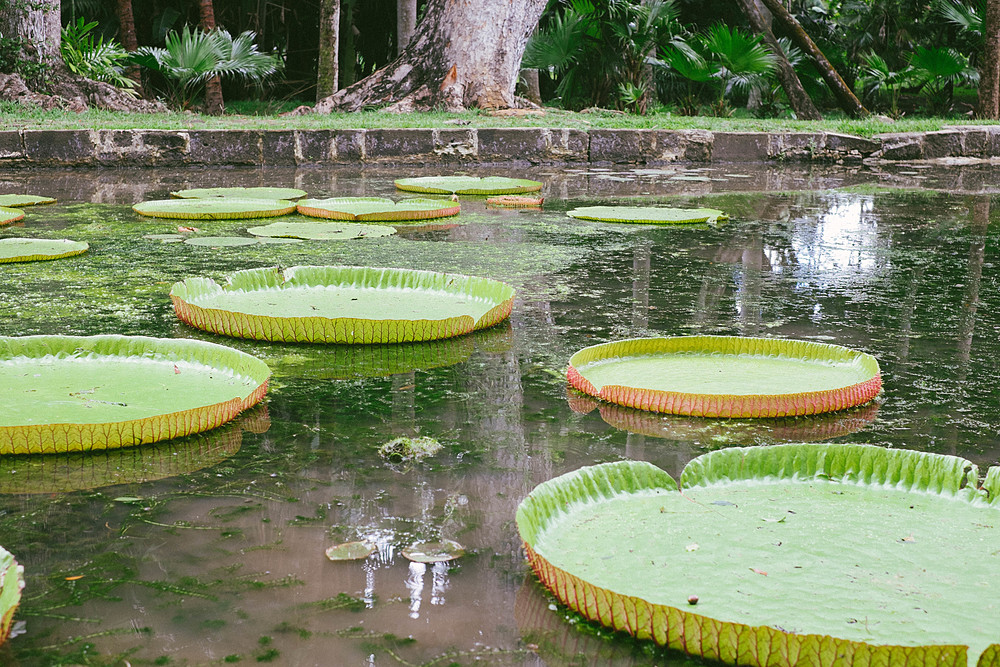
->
<box><xmin>0</xmin><ymin>238</ymin><xmax>88</xmax><ymax>263</ymax></box>
<box><xmin>170</xmin><ymin>186</ymin><xmax>307</xmax><ymax>200</ymax></box>
<box><xmin>568</xmin><ymin>336</ymin><xmax>881</xmax><ymax>418</ymax></box>
<box><xmin>297</xmin><ymin>197</ymin><xmax>460</xmax><ymax>221</ymax></box>
<box><xmin>566</xmin><ymin>206</ymin><xmax>728</xmax><ymax>224</ymax></box>
<box><xmin>170</xmin><ymin>265</ymin><xmax>515</xmax><ymax>344</ymax></box>
<box><xmin>0</xmin><ymin>335</ymin><xmax>271</xmax><ymax>455</ymax></box>
<box><xmin>0</xmin><ymin>195</ymin><xmax>55</xmax><ymax>207</ymax></box>
<box><xmin>144</xmin><ymin>233</ymin><xmax>186</xmax><ymax>242</ymax></box>
<box><xmin>402</xmin><ymin>539</ymin><xmax>465</xmax><ymax>563</ymax></box>
<box><xmin>517</xmin><ymin>444</ymin><xmax>1000</xmax><ymax>666</ymax></box>
<box><xmin>184</xmin><ymin>236</ymin><xmax>259</xmax><ymax>247</ymax></box>
<box><xmin>0</xmin><ymin>207</ymin><xmax>25</xmax><ymax>226</ymax></box>
<box><xmin>325</xmin><ymin>541</ymin><xmax>376</xmax><ymax>562</ymax></box>
<box><xmin>395</xmin><ymin>176</ymin><xmax>543</xmax><ymax>195</ymax></box>
<box><xmin>0</xmin><ymin>546</ymin><xmax>24</xmax><ymax>647</ymax></box>
<box><xmin>247</xmin><ymin>221</ymin><xmax>396</xmax><ymax>240</ymax></box>
<box><xmin>378</xmin><ymin>436</ymin><xmax>443</xmax><ymax>462</ymax></box>
<box><xmin>133</xmin><ymin>198</ymin><xmax>297</xmax><ymax>220</ymax></box>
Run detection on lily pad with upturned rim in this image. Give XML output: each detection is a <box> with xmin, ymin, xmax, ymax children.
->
<box><xmin>0</xmin><ymin>545</ymin><xmax>23</xmax><ymax>647</ymax></box>
<box><xmin>566</xmin><ymin>206</ymin><xmax>728</xmax><ymax>224</ymax></box>
<box><xmin>0</xmin><ymin>335</ymin><xmax>271</xmax><ymax>455</ymax></box>
<box><xmin>170</xmin><ymin>187</ymin><xmax>307</xmax><ymax>200</ymax></box>
<box><xmin>0</xmin><ymin>238</ymin><xmax>89</xmax><ymax>263</ymax></box>
<box><xmin>568</xmin><ymin>336</ymin><xmax>881</xmax><ymax>418</ymax></box>
<box><xmin>297</xmin><ymin>197</ymin><xmax>460</xmax><ymax>221</ymax></box>
<box><xmin>325</xmin><ymin>541</ymin><xmax>376</xmax><ymax>562</ymax></box>
<box><xmin>133</xmin><ymin>198</ymin><xmax>297</xmax><ymax>220</ymax></box>
<box><xmin>395</xmin><ymin>176</ymin><xmax>543</xmax><ymax>195</ymax></box>
<box><xmin>247</xmin><ymin>221</ymin><xmax>396</xmax><ymax>240</ymax></box>
<box><xmin>170</xmin><ymin>265</ymin><xmax>516</xmax><ymax>344</ymax></box>
<box><xmin>401</xmin><ymin>539</ymin><xmax>465</xmax><ymax>563</ymax></box>
<box><xmin>0</xmin><ymin>208</ymin><xmax>25</xmax><ymax>226</ymax></box>
<box><xmin>0</xmin><ymin>195</ymin><xmax>56</xmax><ymax>207</ymax></box>
<box><xmin>517</xmin><ymin>443</ymin><xmax>1000</xmax><ymax>666</ymax></box>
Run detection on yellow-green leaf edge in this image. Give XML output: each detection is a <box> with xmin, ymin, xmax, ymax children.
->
<box><xmin>0</xmin><ymin>546</ymin><xmax>24</xmax><ymax>647</ymax></box>
<box><xmin>170</xmin><ymin>265</ymin><xmax>516</xmax><ymax>344</ymax></box>
<box><xmin>0</xmin><ymin>335</ymin><xmax>271</xmax><ymax>455</ymax></box>
<box><xmin>517</xmin><ymin>443</ymin><xmax>1000</xmax><ymax>667</ymax></box>
<box><xmin>133</xmin><ymin>198</ymin><xmax>297</xmax><ymax>220</ymax></box>
<box><xmin>0</xmin><ymin>239</ymin><xmax>89</xmax><ymax>263</ymax></box>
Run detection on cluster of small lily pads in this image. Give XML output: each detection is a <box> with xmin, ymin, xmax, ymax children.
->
<box><xmin>0</xmin><ymin>195</ymin><xmax>90</xmax><ymax>264</ymax></box>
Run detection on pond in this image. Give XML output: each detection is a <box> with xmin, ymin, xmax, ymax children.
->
<box><xmin>1</xmin><ymin>161</ymin><xmax>999</xmax><ymax>666</ymax></box>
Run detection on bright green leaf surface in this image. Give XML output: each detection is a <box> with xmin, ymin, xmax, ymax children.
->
<box><xmin>247</xmin><ymin>221</ymin><xmax>396</xmax><ymax>240</ymax></box>
<box><xmin>297</xmin><ymin>196</ymin><xmax>460</xmax><ymax>221</ymax></box>
<box><xmin>0</xmin><ymin>545</ymin><xmax>23</xmax><ymax>646</ymax></box>
<box><xmin>0</xmin><ymin>207</ymin><xmax>24</xmax><ymax>225</ymax></box>
<box><xmin>395</xmin><ymin>176</ymin><xmax>543</xmax><ymax>195</ymax></box>
<box><xmin>0</xmin><ymin>238</ymin><xmax>88</xmax><ymax>263</ymax></box>
<box><xmin>171</xmin><ymin>187</ymin><xmax>307</xmax><ymax>200</ymax></box>
<box><xmin>566</xmin><ymin>206</ymin><xmax>728</xmax><ymax>224</ymax></box>
<box><xmin>0</xmin><ymin>195</ymin><xmax>56</xmax><ymax>207</ymax></box>
<box><xmin>133</xmin><ymin>198</ymin><xmax>296</xmax><ymax>219</ymax></box>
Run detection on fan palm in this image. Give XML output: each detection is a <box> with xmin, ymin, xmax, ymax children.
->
<box><xmin>906</xmin><ymin>45</ymin><xmax>979</xmax><ymax>113</ymax></box>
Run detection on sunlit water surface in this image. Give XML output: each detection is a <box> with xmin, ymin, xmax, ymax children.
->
<box><xmin>1</xmin><ymin>162</ymin><xmax>999</xmax><ymax>666</ymax></box>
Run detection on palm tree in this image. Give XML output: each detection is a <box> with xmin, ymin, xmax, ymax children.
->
<box><xmin>198</xmin><ymin>0</ymin><xmax>224</xmax><ymax>114</ymax></box>
<box><xmin>907</xmin><ymin>45</ymin><xmax>980</xmax><ymax>113</ymax></box>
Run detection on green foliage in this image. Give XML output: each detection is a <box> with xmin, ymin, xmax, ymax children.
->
<box><xmin>907</xmin><ymin>45</ymin><xmax>979</xmax><ymax>113</ymax></box>
<box><xmin>0</xmin><ymin>35</ymin><xmax>51</xmax><ymax>90</ymax></box>
<box><xmin>60</xmin><ymin>17</ymin><xmax>138</xmax><ymax>95</ymax></box>
<box><xmin>130</xmin><ymin>26</ymin><xmax>282</xmax><ymax>109</ymax></box>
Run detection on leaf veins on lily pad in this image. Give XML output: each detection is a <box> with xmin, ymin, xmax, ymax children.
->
<box><xmin>401</xmin><ymin>539</ymin><xmax>465</xmax><ymax>563</ymax></box>
<box><xmin>325</xmin><ymin>541</ymin><xmax>376</xmax><ymax>561</ymax></box>
<box><xmin>297</xmin><ymin>197</ymin><xmax>460</xmax><ymax>222</ymax></box>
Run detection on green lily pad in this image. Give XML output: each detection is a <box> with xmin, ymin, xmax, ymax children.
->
<box><xmin>517</xmin><ymin>444</ymin><xmax>1000</xmax><ymax>665</ymax></box>
<box><xmin>0</xmin><ymin>207</ymin><xmax>25</xmax><ymax>226</ymax></box>
<box><xmin>143</xmin><ymin>233</ymin><xmax>186</xmax><ymax>242</ymax></box>
<box><xmin>247</xmin><ymin>221</ymin><xmax>396</xmax><ymax>240</ymax></box>
<box><xmin>395</xmin><ymin>176</ymin><xmax>543</xmax><ymax>195</ymax></box>
<box><xmin>170</xmin><ymin>266</ymin><xmax>515</xmax><ymax>344</ymax></box>
<box><xmin>170</xmin><ymin>187</ymin><xmax>307</xmax><ymax>200</ymax></box>
<box><xmin>0</xmin><ymin>194</ymin><xmax>55</xmax><ymax>207</ymax></box>
<box><xmin>566</xmin><ymin>206</ymin><xmax>728</xmax><ymax>224</ymax></box>
<box><xmin>184</xmin><ymin>236</ymin><xmax>259</xmax><ymax>247</ymax></box>
<box><xmin>568</xmin><ymin>336</ymin><xmax>881</xmax><ymax>418</ymax></box>
<box><xmin>401</xmin><ymin>539</ymin><xmax>465</xmax><ymax>563</ymax></box>
<box><xmin>0</xmin><ymin>238</ymin><xmax>88</xmax><ymax>263</ymax></box>
<box><xmin>0</xmin><ymin>546</ymin><xmax>24</xmax><ymax>647</ymax></box>
<box><xmin>133</xmin><ymin>198</ymin><xmax>297</xmax><ymax>220</ymax></box>
<box><xmin>325</xmin><ymin>541</ymin><xmax>376</xmax><ymax>561</ymax></box>
<box><xmin>297</xmin><ymin>197</ymin><xmax>460</xmax><ymax>221</ymax></box>
<box><xmin>378</xmin><ymin>436</ymin><xmax>443</xmax><ymax>462</ymax></box>
<box><xmin>0</xmin><ymin>335</ymin><xmax>271</xmax><ymax>455</ymax></box>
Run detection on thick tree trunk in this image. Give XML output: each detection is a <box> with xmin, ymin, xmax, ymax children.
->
<box><xmin>314</xmin><ymin>0</ymin><xmax>547</xmax><ymax>113</ymax></box>
<box><xmin>115</xmin><ymin>0</ymin><xmax>143</xmax><ymax>89</ymax></box>
<box><xmin>736</xmin><ymin>0</ymin><xmax>822</xmax><ymax>120</ymax></box>
<box><xmin>978</xmin><ymin>0</ymin><xmax>1000</xmax><ymax>118</ymax></box>
<box><xmin>198</xmin><ymin>0</ymin><xmax>225</xmax><ymax>115</ymax></box>
<box><xmin>397</xmin><ymin>0</ymin><xmax>417</xmax><ymax>56</ymax></box>
<box><xmin>317</xmin><ymin>0</ymin><xmax>341</xmax><ymax>101</ymax></box>
<box><xmin>757</xmin><ymin>0</ymin><xmax>868</xmax><ymax>118</ymax></box>
<box><xmin>0</xmin><ymin>0</ymin><xmax>61</xmax><ymax>64</ymax></box>
<box><xmin>339</xmin><ymin>0</ymin><xmax>357</xmax><ymax>89</ymax></box>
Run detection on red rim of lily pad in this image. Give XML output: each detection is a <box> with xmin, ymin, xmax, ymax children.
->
<box><xmin>0</xmin><ymin>546</ymin><xmax>23</xmax><ymax>648</ymax></box>
<box><xmin>567</xmin><ymin>336</ymin><xmax>881</xmax><ymax>418</ymax></box>
<box><xmin>0</xmin><ymin>207</ymin><xmax>25</xmax><ymax>226</ymax></box>
<box><xmin>0</xmin><ymin>335</ymin><xmax>271</xmax><ymax>455</ymax></box>
<box><xmin>296</xmin><ymin>197</ymin><xmax>461</xmax><ymax>222</ymax></box>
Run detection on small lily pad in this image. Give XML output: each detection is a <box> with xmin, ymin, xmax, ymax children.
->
<box><xmin>171</xmin><ymin>187</ymin><xmax>307</xmax><ymax>200</ymax></box>
<box><xmin>325</xmin><ymin>541</ymin><xmax>376</xmax><ymax>561</ymax></box>
<box><xmin>0</xmin><ymin>238</ymin><xmax>89</xmax><ymax>263</ymax></box>
<box><xmin>485</xmin><ymin>195</ymin><xmax>544</xmax><ymax>208</ymax></box>
<box><xmin>395</xmin><ymin>176</ymin><xmax>543</xmax><ymax>195</ymax></box>
<box><xmin>0</xmin><ymin>208</ymin><xmax>25</xmax><ymax>226</ymax></box>
<box><xmin>401</xmin><ymin>539</ymin><xmax>465</xmax><ymax>563</ymax></box>
<box><xmin>0</xmin><ymin>195</ymin><xmax>56</xmax><ymax>207</ymax></box>
<box><xmin>133</xmin><ymin>198</ymin><xmax>297</xmax><ymax>220</ymax></box>
<box><xmin>297</xmin><ymin>197</ymin><xmax>460</xmax><ymax>222</ymax></box>
<box><xmin>566</xmin><ymin>206</ymin><xmax>728</xmax><ymax>224</ymax></box>
<box><xmin>144</xmin><ymin>234</ymin><xmax>186</xmax><ymax>242</ymax></box>
<box><xmin>184</xmin><ymin>236</ymin><xmax>259</xmax><ymax>247</ymax></box>
<box><xmin>247</xmin><ymin>221</ymin><xmax>396</xmax><ymax>240</ymax></box>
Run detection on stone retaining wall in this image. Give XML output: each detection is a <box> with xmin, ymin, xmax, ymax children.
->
<box><xmin>1</xmin><ymin>126</ymin><xmax>998</xmax><ymax>167</ymax></box>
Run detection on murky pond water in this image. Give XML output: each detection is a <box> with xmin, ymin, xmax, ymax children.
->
<box><xmin>1</xmin><ymin>162</ymin><xmax>999</xmax><ymax>666</ymax></box>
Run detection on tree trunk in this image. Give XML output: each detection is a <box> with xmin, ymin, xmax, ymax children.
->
<box><xmin>757</xmin><ymin>0</ymin><xmax>868</xmax><ymax>118</ymax></box>
<box><xmin>397</xmin><ymin>0</ymin><xmax>417</xmax><ymax>56</ymax></box>
<box><xmin>978</xmin><ymin>0</ymin><xmax>1000</xmax><ymax>118</ymax></box>
<box><xmin>198</xmin><ymin>0</ymin><xmax>225</xmax><ymax>115</ymax></box>
<box><xmin>115</xmin><ymin>0</ymin><xmax>143</xmax><ymax>89</ymax></box>
<box><xmin>314</xmin><ymin>0</ymin><xmax>548</xmax><ymax>113</ymax></box>
<box><xmin>317</xmin><ymin>0</ymin><xmax>340</xmax><ymax>101</ymax></box>
<box><xmin>339</xmin><ymin>0</ymin><xmax>357</xmax><ymax>89</ymax></box>
<box><xmin>0</xmin><ymin>0</ymin><xmax>61</xmax><ymax>65</ymax></box>
<box><xmin>736</xmin><ymin>0</ymin><xmax>822</xmax><ymax>120</ymax></box>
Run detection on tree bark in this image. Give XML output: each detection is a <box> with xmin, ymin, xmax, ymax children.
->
<box><xmin>736</xmin><ymin>0</ymin><xmax>822</xmax><ymax>120</ymax></box>
<box><xmin>316</xmin><ymin>0</ymin><xmax>341</xmax><ymax>101</ymax></box>
<box><xmin>115</xmin><ymin>0</ymin><xmax>143</xmax><ymax>89</ymax></box>
<box><xmin>757</xmin><ymin>0</ymin><xmax>868</xmax><ymax>118</ymax></box>
<box><xmin>339</xmin><ymin>0</ymin><xmax>357</xmax><ymax>89</ymax></box>
<box><xmin>397</xmin><ymin>0</ymin><xmax>417</xmax><ymax>56</ymax></box>
<box><xmin>198</xmin><ymin>0</ymin><xmax>225</xmax><ymax>115</ymax></box>
<box><xmin>313</xmin><ymin>0</ymin><xmax>548</xmax><ymax>113</ymax></box>
<box><xmin>0</xmin><ymin>0</ymin><xmax>61</xmax><ymax>65</ymax></box>
<box><xmin>978</xmin><ymin>0</ymin><xmax>1000</xmax><ymax>118</ymax></box>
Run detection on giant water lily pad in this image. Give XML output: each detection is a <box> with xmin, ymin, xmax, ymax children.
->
<box><xmin>133</xmin><ymin>198</ymin><xmax>296</xmax><ymax>220</ymax></box>
<box><xmin>325</xmin><ymin>541</ymin><xmax>376</xmax><ymax>561</ymax></box>
<box><xmin>297</xmin><ymin>197</ymin><xmax>460</xmax><ymax>221</ymax></box>
<box><xmin>568</xmin><ymin>336</ymin><xmax>881</xmax><ymax>418</ymax></box>
<box><xmin>517</xmin><ymin>444</ymin><xmax>1000</xmax><ymax>666</ymax></box>
<box><xmin>171</xmin><ymin>265</ymin><xmax>515</xmax><ymax>344</ymax></box>
<box><xmin>401</xmin><ymin>539</ymin><xmax>465</xmax><ymax>563</ymax></box>
<box><xmin>171</xmin><ymin>186</ymin><xmax>307</xmax><ymax>200</ymax></box>
<box><xmin>0</xmin><ymin>335</ymin><xmax>270</xmax><ymax>455</ymax></box>
<box><xmin>395</xmin><ymin>176</ymin><xmax>543</xmax><ymax>195</ymax></box>
<box><xmin>0</xmin><ymin>207</ymin><xmax>25</xmax><ymax>226</ymax></box>
<box><xmin>0</xmin><ymin>195</ymin><xmax>55</xmax><ymax>207</ymax></box>
<box><xmin>0</xmin><ymin>546</ymin><xmax>23</xmax><ymax>647</ymax></box>
<box><xmin>247</xmin><ymin>221</ymin><xmax>396</xmax><ymax>240</ymax></box>
<box><xmin>0</xmin><ymin>238</ymin><xmax>88</xmax><ymax>263</ymax></box>
<box><xmin>566</xmin><ymin>206</ymin><xmax>728</xmax><ymax>224</ymax></box>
